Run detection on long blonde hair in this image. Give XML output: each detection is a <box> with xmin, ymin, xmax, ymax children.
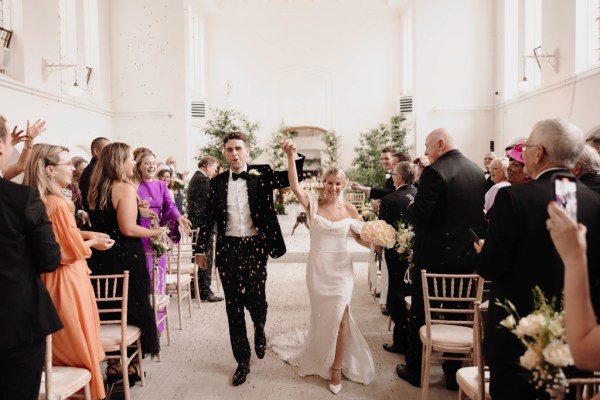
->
<box><xmin>22</xmin><ymin>144</ymin><xmax>71</xmax><ymax>206</ymax></box>
<box><xmin>88</xmin><ymin>142</ymin><xmax>133</xmax><ymax>211</ymax></box>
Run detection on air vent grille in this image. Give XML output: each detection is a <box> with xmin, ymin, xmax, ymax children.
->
<box><xmin>191</xmin><ymin>101</ymin><xmax>206</xmax><ymax>118</ymax></box>
<box><xmin>399</xmin><ymin>96</ymin><xmax>413</xmax><ymax>113</ymax></box>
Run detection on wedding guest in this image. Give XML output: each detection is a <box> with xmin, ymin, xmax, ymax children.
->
<box><xmin>350</xmin><ymin>148</ymin><xmax>411</xmax><ymax>200</ymax></box>
<box><xmin>478</xmin><ymin>119</ymin><xmax>600</xmax><ymax>399</ymax></box>
<box><xmin>483</xmin><ymin>151</ymin><xmax>496</xmax><ymax>191</ymax></box>
<box><xmin>134</xmin><ymin>149</ymin><xmax>191</xmax><ymax>333</ymax></box>
<box><xmin>585</xmin><ymin>133</ymin><xmax>600</xmax><ymax>154</ymax></box>
<box><xmin>23</xmin><ymin>144</ymin><xmax>115</xmax><ymax>400</ymax></box>
<box><xmin>484</xmin><ymin>157</ymin><xmax>510</xmax><ymax>214</ymax></box>
<box><xmin>0</xmin><ymin>115</ymin><xmax>62</xmax><ymax>400</ymax></box>
<box><xmin>398</xmin><ymin>128</ymin><xmax>485</xmax><ymax>391</ymax></box>
<box><xmin>1</xmin><ymin>118</ymin><xmax>46</xmax><ymax>181</ymax></box>
<box><xmin>272</xmin><ymin>140</ymin><xmax>374</xmax><ymax>394</ymax></box>
<box><xmin>378</xmin><ymin>161</ymin><xmax>418</xmax><ymax>356</ymax></box>
<box><xmin>80</xmin><ymin>137</ymin><xmax>111</xmax><ymax>212</ymax></box>
<box><xmin>67</xmin><ymin>156</ymin><xmax>90</xmax><ymax>227</ymax></box>
<box><xmin>572</xmin><ymin>145</ymin><xmax>600</xmax><ymax>195</ymax></box>
<box><xmin>547</xmin><ymin>201</ymin><xmax>600</xmax><ymax>371</ymax></box>
<box><xmin>87</xmin><ymin>142</ymin><xmax>163</xmax><ymax>382</ymax></box>
<box><xmin>156</xmin><ymin>166</ymin><xmax>174</xmax><ymax>200</ymax></box>
<box><xmin>187</xmin><ymin>155</ymin><xmax>223</xmax><ymax>303</ymax></box>
<box><xmin>194</xmin><ymin>132</ymin><xmax>304</xmax><ymax>386</ymax></box>
<box><xmin>506</xmin><ymin>144</ymin><xmax>531</xmax><ymax>184</ymax></box>
<box><xmin>166</xmin><ymin>156</ymin><xmax>189</xmax><ymax>214</ymax></box>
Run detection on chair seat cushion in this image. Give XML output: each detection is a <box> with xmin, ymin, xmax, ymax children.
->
<box><xmin>100</xmin><ymin>324</ymin><xmax>141</xmax><ymax>350</ymax></box>
<box><xmin>39</xmin><ymin>367</ymin><xmax>91</xmax><ymax>400</ymax></box>
<box><xmin>148</xmin><ymin>294</ymin><xmax>170</xmax><ymax>307</ymax></box>
<box><xmin>456</xmin><ymin>366</ymin><xmax>491</xmax><ymax>399</ymax></box>
<box><xmin>419</xmin><ymin>324</ymin><xmax>474</xmax><ymax>348</ymax></box>
<box><xmin>177</xmin><ymin>263</ymin><xmax>196</xmax><ymax>274</ymax></box>
<box><xmin>166</xmin><ymin>274</ymin><xmax>192</xmax><ymax>286</ymax></box>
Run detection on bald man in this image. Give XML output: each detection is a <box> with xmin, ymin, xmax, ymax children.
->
<box><xmin>397</xmin><ymin>128</ymin><xmax>486</xmax><ymax>390</ymax></box>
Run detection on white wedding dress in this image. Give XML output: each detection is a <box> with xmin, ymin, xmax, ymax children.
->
<box><xmin>271</xmin><ymin>192</ymin><xmax>375</xmax><ymax>385</ymax></box>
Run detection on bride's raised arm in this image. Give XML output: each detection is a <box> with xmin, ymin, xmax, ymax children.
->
<box><xmin>280</xmin><ymin>139</ymin><xmax>309</xmax><ymax>210</ymax></box>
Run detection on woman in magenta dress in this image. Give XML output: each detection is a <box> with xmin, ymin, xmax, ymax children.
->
<box><xmin>134</xmin><ymin>149</ymin><xmax>191</xmax><ymax>333</ymax></box>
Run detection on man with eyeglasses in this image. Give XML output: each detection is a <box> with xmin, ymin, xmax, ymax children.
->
<box><xmin>478</xmin><ymin>119</ymin><xmax>600</xmax><ymax>399</ymax></box>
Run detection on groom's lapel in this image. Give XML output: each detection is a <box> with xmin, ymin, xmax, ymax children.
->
<box><xmin>217</xmin><ymin>173</ymin><xmax>228</xmax><ymax>219</ymax></box>
<box><xmin>246</xmin><ymin>167</ymin><xmax>258</xmax><ymax>213</ymax></box>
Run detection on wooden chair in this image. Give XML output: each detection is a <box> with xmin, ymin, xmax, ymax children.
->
<box><xmin>0</xmin><ymin>27</ymin><xmax>13</xmax><ymax>48</ymax></box>
<box><xmin>456</xmin><ymin>301</ymin><xmax>490</xmax><ymax>400</ymax></box>
<box><xmin>568</xmin><ymin>374</ymin><xmax>600</xmax><ymax>400</ymax></box>
<box><xmin>419</xmin><ymin>270</ymin><xmax>484</xmax><ymax>400</ymax></box>
<box><xmin>173</xmin><ymin>228</ymin><xmax>202</xmax><ymax>308</ymax></box>
<box><xmin>90</xmin><ymin>272</ymin><xmax>144</xmax><ymax>400</ymax></box>
<box><xmin>38</xmin><ymin>335</ymin><xmax>92</xmax><ymax>400</ymax></box>
<box><xmin>346</xmin><ymin>191</ymin><xmax>366</xmax><ymax>212</ymax></box>
<box><xmin>166</xmin><ymin>245</ymin><xmax>193</xmax><ymax>329</ymax></box>
<box><xmin>146</xmin><ymin>253</ymin><xmax>171</xmax><ymax>354</ymax></box>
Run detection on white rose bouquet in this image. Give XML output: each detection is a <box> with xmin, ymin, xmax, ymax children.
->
<box><xmin>395</xmin><ymin>221</ymin><xmax>415</xmax><ymax>261</ymax></box>
<box><xmin>360</xmin><ymin>220</ymin><xmax>397</xmax><ymax>262</ymax></box>
<box><xmin>496</xmin><ymin>286</ymin><xmax>573</xmax><ymax>396</ymax></box>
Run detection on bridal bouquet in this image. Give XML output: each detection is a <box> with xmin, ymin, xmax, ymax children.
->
<box><xmin>361</xmin><ymin>220</ymin><xmax>397</xmax><ymax>262</ymax></box>
<box><xmin>395</xmin><ymin>221</ymin><xmax>415</xmax><ymax>261</ymax></box>
<box><xmin>151</xmin><ymin>225</ymin><xmax>173</xmax><ymax>259</ymax></box>
<box><xmin>497</xmin><ymin>286</ymin><xmax>573</xmax><ymax>396</ymax></box>
<box><xmin>170</xmin><ymin>177</ymin><xmax>185</xmax><ymax>190</ymax></box>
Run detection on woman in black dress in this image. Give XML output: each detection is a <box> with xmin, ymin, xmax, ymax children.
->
<box><xmin>87</xmin><ymin>142</ymin><xmax>163</xmax><ymax>378</ymax></box>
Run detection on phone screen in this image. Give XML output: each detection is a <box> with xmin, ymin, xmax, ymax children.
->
<box><xmin>554</xmin><ymin>175</ymin><xmax>577</xmax><ymax>222</ymax></box>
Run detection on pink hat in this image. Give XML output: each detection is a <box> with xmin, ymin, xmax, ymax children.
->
<box><xmin>507</xmin><ymin>143</ymin><xmax>524</xmax><ymax>163</ymax></box>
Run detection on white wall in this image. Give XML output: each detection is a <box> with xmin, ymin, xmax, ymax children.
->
<box><xmin>200</xmin><ymin>6</ymin><xmax>404</xmax><ymax>168</ymax></box>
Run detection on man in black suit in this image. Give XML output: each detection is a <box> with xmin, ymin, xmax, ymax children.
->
<box><xmin>479</xmin><ymin>119</ymin><xmax>600</xmax><ymax>400</ymax></box>
<box><xmin>573</xmin><ymin>145</ymin><xmax>600</xmax><ymax>195</ymax></box>
<box><xmin>195</xmin><ymin>132</ymin><xmax>304</xmax><ymax>386</ymax></box>
<box><xmin>397</xmin><ymin>128</ymin><xmax>486</xmax><ymax>390</ymax></box>
<box><xmin>79</xmin><ymin>136</ymin><xmax>110</xmax><ymax>211</ymax></box>
<box><xmin>378</xmin><ymin>161</ymin><xmax>418</xmax><ymax>355</ymax></box>
<box><xmin>0</xmin><ymin>115</ymin><xmax>63</xmax><ymax>399</ymax></box>
<box><xmin>351</xmin><ymin>148</ymin><xmax>412</xmax><ymax>200</ymax></box>
<box><xmin>187</xmin><ymin>155</ymin><xmax>223</xmax><ymax>302</ymax></box>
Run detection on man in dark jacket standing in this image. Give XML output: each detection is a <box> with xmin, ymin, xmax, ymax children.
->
<box><xmin>397</xmin><ymin>128</ymin><xmax>486</xmax><ymax>390</ymax></box>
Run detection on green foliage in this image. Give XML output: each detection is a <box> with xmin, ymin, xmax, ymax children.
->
<box><xmin>269</xmin><ymin>124</ymin><xmax>298</xmax><ymax>171</ymax></box>
<box><xmin>346</xmin><ymin>114</ymin><xmax>410</xmax><ymax>187</ymax></box>
<box><xmin>198</xmin><ymin>108</ymin><xmax>262</xmax><ymax>166</ymax></box>
<box><xmin>322</xmin><ymin>130</ymin><xmax>340</xmax><ymax>168</ymax></box>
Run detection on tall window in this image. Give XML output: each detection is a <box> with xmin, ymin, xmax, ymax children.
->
<box><xmin>0</xmin><ymin>0</ymin><xmax>9</xmax><ymax>28</ymax></box>
<box><xmin>189</xmin><ymin>8</ymin><xmax>205</xmax><ymax>96</ymax></box>
<box><xmin>524</xmin><ymin>0</ymin><xmax>542</xmax><ymax>87</ymax></box>
<box><xmin>402</xmin><ymin>8</ymin><xmax>413</xmax><ymax>93</ymax></box>
<box><xmin>576</xmin><ymin>0</ymin><xmax>600</xmax><ymax>72</ymax></box>
<box><xmin>84</xmin><ymin>0</ymin><xmax>99</xmax><ymax>72</ymax></box>
<box><xmin>504</xmin><ymin>0</ymin><xmax>519</xmax><ymax>98</ymax></box>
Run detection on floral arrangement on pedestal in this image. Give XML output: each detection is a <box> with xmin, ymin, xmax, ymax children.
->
<box><xmin>497</xmin><ymin>286</ymin><xmax>573</xmax><ymax>397</ymax></box>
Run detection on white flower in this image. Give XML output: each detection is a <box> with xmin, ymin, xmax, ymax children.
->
<box><xmin>500</xmin><ymin>315</ymin><xmax>517</xmax><ymax>330</ymax></box>
<box><xmin>520</xmin><ymin>346</ymin><xmax>541</xmax><ymax>370</ymax></box>
<box><xmin>542</xmin><ymin>342</ymin><xmax>573</xmax><ymax>367</ymax></box>
<box><xmin>361</xmin><ymin>220</ymin><xmax>397</xmax><ymax>248</ymax></box>
<box><xmin>385</xmin><ymin>173</ymin><xmax>391</xmax><ymax>180</ymax></box>
<box><xmin>248</xmin><ymin>169</ymin><xmax>261</xmax><ymax>176</ymax></box>
<box><xmin>547</xmin><ymin>315</ymin><xmax>565</xmax><ymax>338</ymax></box>
<box><xmin>515</xmin><ymin>314</ymin><xmax>546</xmax><ymax>338</ymax></box>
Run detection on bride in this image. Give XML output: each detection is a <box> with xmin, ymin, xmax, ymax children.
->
<box><xmin>272</xmin><ymin>140</ymin><xmax>375</xmax><ymax>394</ymax></box>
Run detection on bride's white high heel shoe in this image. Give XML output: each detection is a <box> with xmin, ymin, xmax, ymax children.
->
<box><xmin>329</xmin><ymin>366</ymin><xmax>342</xmax><ymax>394</ymax></box>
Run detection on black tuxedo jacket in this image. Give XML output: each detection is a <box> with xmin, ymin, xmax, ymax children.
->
<box><xmin>79</xmin><ymin>156</ymin><xmax>97</xmax><ymax>211</ymax></box>
<box><xmin>0</xmin><ymin>179</ymin><xmax>63</xmax><ymax>349</ymax></box>
<box><xmin>186</xmin><ymin>170</ymin><xmax>210</xmax><ymax>229</ymax></box>
<box><xmin>379</xmin><ymin>184</ymin><xmax>418</xmax><ymax>269</ymax></box>
<box><xmin>578</xmin><ymin>172</ymin><xmax>600</xmax><ymax>196</ymax></box>
<box><xmin>406</xmin><ymin>149</ymin><xmax>485</xmax><ymax>273</ymax></box>
<box><xmin>479</xmin><ymin>169</ymin><xmax>600</xmax><ymax>365</ymax></box>
<box><xmin>370</xmin><ymin>176</ymin><xmax>395</xmax><ymax>200</ymax></box>
<box><xmin>195</xmin><ymin>157</ymin><xmax>304</xmax><ymax>259</ymax></box>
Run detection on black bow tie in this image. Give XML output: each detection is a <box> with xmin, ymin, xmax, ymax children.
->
<box><xmin>232</xmin><ymin>171</ymin><xmax>248</xmax><ymax>181</ymax></box>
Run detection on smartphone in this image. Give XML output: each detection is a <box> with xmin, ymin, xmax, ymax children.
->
<box><xmin>467</xmin><ymin>228</ymin><xmax>480</xmax><ymax>242</ymax></box>
<box><xmin>553</xmin><ymin>173</ymin><xmax>578</xmax><ymax>222</ymax></box>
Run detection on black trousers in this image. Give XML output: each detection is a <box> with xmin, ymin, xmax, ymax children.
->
<box><xmin>216</xmin><ymin>235</ymin><xmax>268</xmax><ymax>366</ymax></box>
<box><xmin>384</xmin><ymin>250</ymin><xmax>410</xmax><ymax>347</ymax></box>
<box><xmin>198</xmin><ymin>234</ymin><xmax>215</xmax><ymax>299</ymax></box>
<box><xmin>0</xmin><ymin>338</ymin><xmax>45</xmax><ymax>400</ymax></box>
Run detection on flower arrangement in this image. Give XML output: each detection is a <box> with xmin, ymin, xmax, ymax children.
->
<box><xmin>361</xmin><ymin>220</ymin><xmax>397</xmax><ymax>262</ymax></box>
<box><xmin>151</xmin><ymin>226</ymin><xmax>173</xmax><ymax>259</ymax></box>
<box><xmin>170</xmin><ymin>177</ymin><xmax>185</xmax><ymax>190</ymax></box>
<box><xmin>248</xmin><ymin>169</ymin><xmax>261</xmax><ymax>177</ymax></box>
<box><xmin>497</xmin><ymin>286</ymin><xmax>573</xmax><ymax>396</ymax></box>
<box><xmin>396</xmin><ymin>221</ymin><xmax>415</xmax><ymax>260</ymax></box>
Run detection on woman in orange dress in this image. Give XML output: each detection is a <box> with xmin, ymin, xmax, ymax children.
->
<box><xmin>24</xmin><ymin>144</ymin><xmax>115</xmax><ymax>400</ymax></box>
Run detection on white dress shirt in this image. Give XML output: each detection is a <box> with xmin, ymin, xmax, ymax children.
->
<box><xmin>226</xmin><ymin>166</ymin><xmax>258</xmax><ymax>237</ymax></box>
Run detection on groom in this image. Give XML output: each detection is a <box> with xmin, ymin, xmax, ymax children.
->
<box><xmin>195</xmin><ymin>132</ymin><xmax>304</xmax><ymax>386</ymax></box>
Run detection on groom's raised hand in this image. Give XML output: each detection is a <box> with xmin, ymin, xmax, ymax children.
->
<box><xmin>195</xmin><ymin>254</ymin><xmax>208</xmax><ymax>270</ymax></box>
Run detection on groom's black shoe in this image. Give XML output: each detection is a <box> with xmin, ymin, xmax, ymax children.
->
<box><xmin>255</xmin><ymin>326</ymin><xmax>266</xmax><ymax>359</ymax></box>
<box><xmin>232</xmin><ymin>364</ymin><xmax>250</xmax><ymax>386</ymax></box>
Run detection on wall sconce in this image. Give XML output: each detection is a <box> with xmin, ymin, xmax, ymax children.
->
<box><xmin>42</xmin><ymin>58</ymin><xmax>84</xmax><ymax>97</ymax></box>
<box><xmin>527</xmin><ymin>46</ymin><xmax>559</xmax><ymax>73</ymax></box>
